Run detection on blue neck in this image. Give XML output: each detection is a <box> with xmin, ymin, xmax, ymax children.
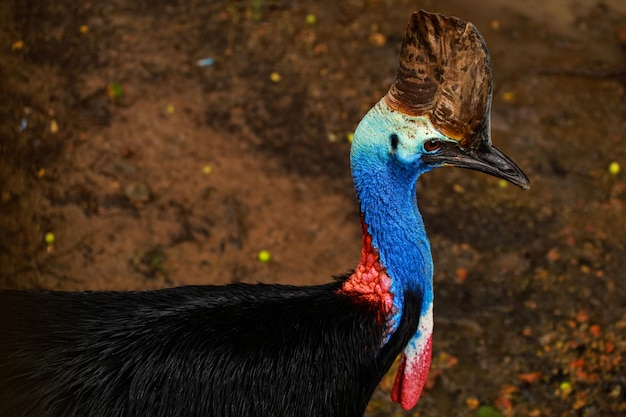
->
<box><xmin>350</xmin><ymin>102</ymin><xmax>435</xmax><ymax>321</ymax></box>
<box><xmin>352</xmin><ymin>161</ymin><xmax>433</xmax><ymax>312</ymax></box>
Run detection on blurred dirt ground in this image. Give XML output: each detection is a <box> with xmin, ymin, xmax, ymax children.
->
<box><xmin>1</xmin><ymin>0</ymin><xmax>625</xmax><ymax>416</ymax></box>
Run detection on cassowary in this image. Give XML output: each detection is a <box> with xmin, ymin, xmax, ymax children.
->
<box><xmin>0</xmin><ymin>11</ymin><xmax>529</xmax><ymax>417</ymax></box>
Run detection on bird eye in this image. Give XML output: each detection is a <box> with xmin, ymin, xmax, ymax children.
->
<box><xmin>423</xmin><ymin>140</ymin><xmax>441</xmax><ymax>153</ymax></box>
<box><xmin>389</xmin><ymin>133</ymin><xmax>399</xmax><ymax>150</ymax></box>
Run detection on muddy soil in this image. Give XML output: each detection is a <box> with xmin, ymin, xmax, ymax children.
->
<box><xmin>1</xmin><ymin>1</ymin><xmax>625</xmax><ymax>416</ymax></box>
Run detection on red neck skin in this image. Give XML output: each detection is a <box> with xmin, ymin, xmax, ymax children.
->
<box><xmin>339</xmin><ymin>216</ymin><xmax>395</xmax><ymax>323</ymax></box>
<box><xmin>341</xmin><ymin>216</ymin><xmax>431</xmax><ymax>411</ymax></box>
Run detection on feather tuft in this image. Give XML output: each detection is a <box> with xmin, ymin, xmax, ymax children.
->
<box><xmin>384</xmin><ymin>10</ymin><xmax>492</xmax><ymax>150</ymax></box>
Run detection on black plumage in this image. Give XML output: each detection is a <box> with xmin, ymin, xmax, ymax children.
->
<box><xmin>0</xmin><ymin>278</ymin><xmax>421</xmax><ymax>417</ymax></box>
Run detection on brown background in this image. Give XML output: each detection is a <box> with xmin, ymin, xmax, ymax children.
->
<box><xmin>1</xmin><ymin>0</ymin><xmax>625</xmax><ymax>415</ymax></box>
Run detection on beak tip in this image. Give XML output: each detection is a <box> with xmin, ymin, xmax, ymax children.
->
<box><xmin>519</xmin><ymin>181</ymin><xmax>531</xmax><ymax>191</ymax></box>
<box><xmin>511</xmin><ymin>173</ymin><xmax>531</xmax><ymax>190</ymax></box>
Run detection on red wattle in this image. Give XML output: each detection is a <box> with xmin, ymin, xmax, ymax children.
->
<box><xmin>390</xmin><ymin>355</ymin><xmax>406</xmax><ymax>404</ymax></box>
<box><xmin>339</xmin><ymin>216</ymin><xmax>394</xmax><ymax>320</ymax></box>
<box><xmin>390</xmin><ymin>335</ymin><xmax>433</xmax><ymax>410</ymax></box>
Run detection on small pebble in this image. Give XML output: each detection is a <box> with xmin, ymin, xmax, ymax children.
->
<box><xmin>502</xmin><ymin>91</ymin><xmax>515</xmax><ymax>103</ymax></box>
<box><xmin>196</xmin><ymin>57</ymin><xmax>215</xmax><ymax>67</ymax></box>
<box><xmin>466</xmin><ymin>397</ymin><xmax>480</xmax><ymax>411</ymax></box>
<box><xmin>369</xmin><ymin>32</ymin><xmax>386</xmax><ymax>47</ymax></box>
<box><xmin>453</xmin><ymin>183</ymin><xmax>465</xmax><ymax>193</ymax></box>
<box><xmin>258</xmin><ymin>250</ymin><xmax>271</xmax><ymax>263</ymax></box>
<box><xmin>124</xmin><ymin>182</ymin><xmax>150</xmax><ymax>204</ymax></box>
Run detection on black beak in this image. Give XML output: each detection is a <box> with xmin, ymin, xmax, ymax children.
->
<box><xmin>422</xmin><ymin>141</ymin><xmax>530</xmax><ymax>190</ymax></box>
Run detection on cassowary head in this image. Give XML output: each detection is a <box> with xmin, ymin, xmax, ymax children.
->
<box><xmin>352</xmin><ymin>10</ymin><xmax>530</xmax><ymax>190</ymax></box>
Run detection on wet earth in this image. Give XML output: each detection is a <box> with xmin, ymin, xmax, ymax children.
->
<box><xmin>1</xmin><ymin>0</ymin><xmax>625</xmax><ymax>416</ymax></box>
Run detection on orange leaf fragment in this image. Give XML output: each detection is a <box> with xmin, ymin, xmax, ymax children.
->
<box><xmin>589</xmin><ymin>324</ymin><xmax>602</xmax><ymax>338</ymax></box>
<box><xmin>569</xmin><ymin>358</ymin><xmax>585</xmax><ymax>369</ymax></box>
<box><xmin>575</xmin><ymin>370</ymin><xmax>599</xmax><ymax>383</ymax></box>
<box><xmin>517</xmin><ymin>372</ymin><xmax>542</xmax><ymax>384</ymax></box>
<box><xmin>546</xmin><ymin>248</ymin><xmax>560</xmax><ymax>263</ymax></box>
<box><xmin>494</xmin><ymin>395</ymin><xmax>513</xmax><ymax>410</ymax></box>
<box><xmin>573</xmin><ymin>398</ymin><xmax>587</xmax><ymax>410</ymax></box>
<box><xmin>575</xmin><ymin>310</ymin><xmax>589</xmax><ymax>323</ymax></box>
<box><xmin>456</xmin><ymin>268</ymin><xmax>468</xmax><ymax>283</ymax></box>
<box><xmin>500</xmin><ymin>384</ymin><xmax>518</xmax><ymax>395</ymax></box>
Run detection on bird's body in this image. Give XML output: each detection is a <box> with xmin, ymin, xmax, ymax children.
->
<box><xmin>0</xmin><ymin>11</ymin><xmax>529</xmax><ymax>417</ymax></box>
<box><xmin>0</xmin><ymin>281</ymin><xmax>421</xmax><ymax>417</ymax></box>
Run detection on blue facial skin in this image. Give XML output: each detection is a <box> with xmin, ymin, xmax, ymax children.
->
<box><xmin>350</xmin><ymin>99</ymin><xmax>457</xmax><ymax>332</ymax></box>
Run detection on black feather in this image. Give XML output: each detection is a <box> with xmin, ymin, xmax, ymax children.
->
<box><xmin>0</xmin><ymin>277</ymin><xmax>421</xmax><ymax>417</ymax></box>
